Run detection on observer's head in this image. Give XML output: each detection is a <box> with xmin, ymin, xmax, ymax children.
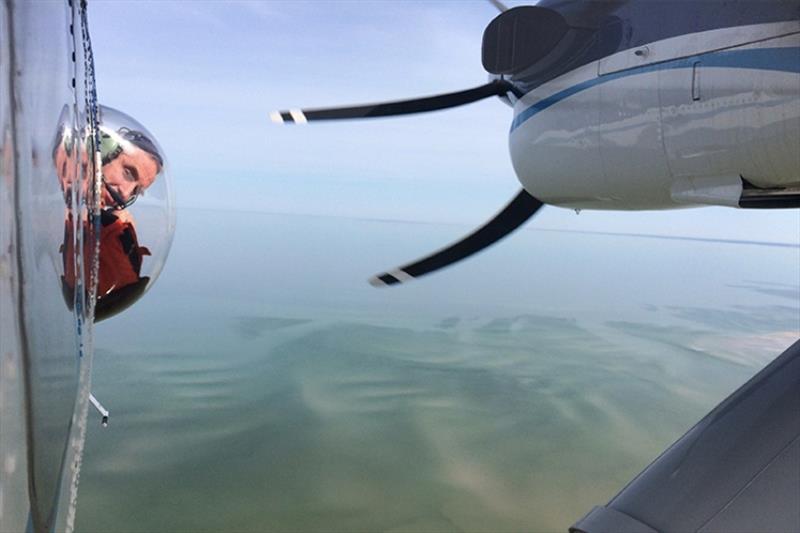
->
<box><xmin>100</xmin><ymin>127</ymin><xmax>164</xmax><ymax>210</ymax></box>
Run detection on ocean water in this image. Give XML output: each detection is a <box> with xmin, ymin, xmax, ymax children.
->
<box><xmin>76</xmin><ymin>208</ymin><xmax>799</xmax><ymax>532</ymax></box>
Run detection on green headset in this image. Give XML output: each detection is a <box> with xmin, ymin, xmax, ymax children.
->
<box><xmin>99</xmin><ymin>127</ymin><xmax>136</xmax><ymax>210</ymax></box>
<box><xmin>100</xmin><ymin>128</ymin><xmax>124</xmax><ymax>166</ymax></box>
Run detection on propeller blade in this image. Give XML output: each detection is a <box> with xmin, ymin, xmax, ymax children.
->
<box><xmin>270</xmin><ymin>80</ymin><xmax>513</xmax><ymax>124</ymax></box>
<box><xmin>369</xmin><ymin>189</ymin><xmax>543</xmax><ymax>287</ymax></box>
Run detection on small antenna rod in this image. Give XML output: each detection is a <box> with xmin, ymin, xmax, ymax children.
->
<box><xmin>89</xmin><ymin>393</ymin><xmax>109</xmax><ymax>427</ymax></box>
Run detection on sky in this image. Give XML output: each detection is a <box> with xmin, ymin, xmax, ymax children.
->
<box><xmin>89</xmin><ymin>1</ymin><xmax>800</xmax><ymax>244</ymax></box>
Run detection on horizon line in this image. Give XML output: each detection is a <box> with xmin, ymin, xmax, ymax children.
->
<box><xmin>177</xmin><ymin>205</ymin><xmax>800</xmax><ymax>249</ymax></box>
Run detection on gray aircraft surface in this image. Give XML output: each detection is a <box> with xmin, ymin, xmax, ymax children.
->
<box><xmin>1</xmin><ymin>1</ymin><xmax>797</xmax><ymax>532</ymax></box>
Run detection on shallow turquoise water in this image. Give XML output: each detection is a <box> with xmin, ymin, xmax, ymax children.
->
<box><xmin>76</xmin><ymin>209</ymin><xmax>799</xmax><ymax>532</ymax></box>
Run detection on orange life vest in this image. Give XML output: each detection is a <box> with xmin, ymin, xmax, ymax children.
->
<box><xmin>62</xmin><ymin>210</ymin><xmax>150</xmax><ymax>299</ymax></box>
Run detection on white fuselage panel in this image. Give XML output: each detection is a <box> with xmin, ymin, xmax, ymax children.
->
<box><xmin>510</xmin><ymin>22</ymin><xmax>800</xmax><ymax>210</ymax></box>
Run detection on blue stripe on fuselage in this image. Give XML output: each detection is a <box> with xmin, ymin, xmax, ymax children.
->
<box><xmin>510</xmin><ymin>46</ymin><xmax>800</xmax><ymax>134</ymax></box>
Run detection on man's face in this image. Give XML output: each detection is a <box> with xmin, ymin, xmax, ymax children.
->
<box><xmin>101</xmin><ymin>144</ymin><xmax>159</xmax><ymax>208</ymax></box>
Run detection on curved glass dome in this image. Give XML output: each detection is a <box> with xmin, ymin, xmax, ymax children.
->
<box><xmin>94</xmin><ymin>105</ymin><xmax>175</xmax><ymax>321</ymax></box>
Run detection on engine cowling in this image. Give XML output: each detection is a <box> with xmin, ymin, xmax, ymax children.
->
<box><xmin>509</xmin><ymin>30</ymin><xmax>800</xmax><ymax>210</ymax></box>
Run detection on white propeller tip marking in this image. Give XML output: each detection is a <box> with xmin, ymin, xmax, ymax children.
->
<box><xmin>368</xmin><ymin>276</ymin><xmax>387</xmax><ymax>287</ymax></box>
<box><xmin>289</xmin><ymin>109</ymin><xmax>308</xmax><ymax>124</ymax></box>
<box><xmin>269</xmin><ymin>111</ymin><xmax>284</xmax><ymax>124</ymax></box>
<box><xmin>389</xmin><ymin>269</ymin><xmax>414</xmax><ymax>282</ymax></box>
<box><xmin>368</xmin><ymin>269</ymin><xmax>415</xmax><ymax>287</ymax></box>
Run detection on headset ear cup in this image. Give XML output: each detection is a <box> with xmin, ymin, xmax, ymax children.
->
<box><xmin>99</xmin><ymin>129</ymin><xmax>122</xmax><ymax>165</ymax></box>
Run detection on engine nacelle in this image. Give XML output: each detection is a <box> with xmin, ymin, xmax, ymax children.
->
<box><xmin>509</xmin><ymin>28</ymin><xmax>800</xmax><ymax>210</ymax></box>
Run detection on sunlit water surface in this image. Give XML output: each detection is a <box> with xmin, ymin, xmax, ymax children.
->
<box><xmin>76</xmin><ymin>208</ymin><xmax>799</xmax><ymax>532</ymax></box>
